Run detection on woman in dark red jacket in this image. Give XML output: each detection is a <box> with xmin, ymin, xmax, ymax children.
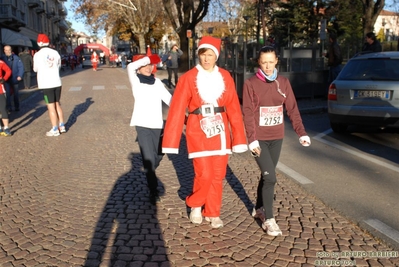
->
<box><xmin>242</xmin><ymin>46</ymin><xmax>311</xmax><ymax>236</ymax></box>
<box><xmin>0</xmin><ymin>59</ymin><xmax>12</xmax><ymax>136</ymax></box>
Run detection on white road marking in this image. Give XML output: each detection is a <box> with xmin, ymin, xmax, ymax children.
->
<box><xmin>116</xmin><ymin>85</ymin><xmax>128</xmax><ymax>90</ymax></box>
<box><xmin>277</xmin><ymin>162</ymin><xmax>314</xmax><ymax>184</ymax></box>
<box><xmin>69</xmin><ymin>87</ymin><xmax>82</xmax><ymax>91</ymax></box>
<box><xmin>93</xmin><ymin>86</ymin><xmax>105</xmax><ymax>90</ymax></box>
<box><xmin>314</xmin><ymin>129</ymin><xmax>399</xmax><ymax>173</ymax></box>
<box><xmin>364</xmin><ymin>219</ymin><xmax>399</xmax><ymax>244</ymax></box>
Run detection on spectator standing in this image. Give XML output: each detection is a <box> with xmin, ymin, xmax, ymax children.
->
<box><xmin>162</xmin><ymin>36</ymin><xmax>248</xmax><ymax>228</ymax></box>
<box><xmin>127</xmin><ymin>54</ymin><xmax>172</xmax><ymax>204</ymax></box>
<box><xmin>91</xmin><ymin>51</ymin><xmax>99</xmax><ymax>71</ymax></box>
<box><xmin>0</xmin><ymin>58</ymin><xmax>12</xmax><ymax>136</ymax></box>
<box><xmin>362</xmin><ymin>32</ymin><xmax>382</xmax><ymax>52</ymax></box>
<box><xmin>166</xmin><ymin>44</ymin><xmax>183</xmax><ymax>88</ymax></box>
<box><xmin>121</xmin><ymin>53</ymin><xmax>127</xmax><ymax>69</ymax></box>
<box><xmin>242</xmin><ymin>45</ymin><xmax>311</xmax><ymax>236</ymax></box>
<box><xmin>324</xmin><ymin>33</ymin><xmax>343</xmax><ymax>83</ymax></box>
<box><xmin>33</xmin><ymin>33</ymin><xmax>66</xmax><ymax>137</ymax></box>
<box><xmin>19</xmin><ymin>48</ymin><xmax>33</xmax><ymax>89</ymax></box>
<box><xmin>1</xmin><ymin>45</ymin><xmax>24</xmax><ymax>112</ymax></box>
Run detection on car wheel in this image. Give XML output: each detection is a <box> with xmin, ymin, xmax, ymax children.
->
<box><xmin>330</xmin><ymin>122</ymin><xmax>348</xmax><ymax>133</ymax></box>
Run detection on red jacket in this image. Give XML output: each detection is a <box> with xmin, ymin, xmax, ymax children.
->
<box><xmin>91</xmin><ymin>54</ymin><xmax>99</xmax><ymax>63</ymax></box>
<box><xmin>0</xmin><ymin>60</ymin><xmax>12</xmax><ymax>94</ymax></box>
<box><xmin>162</xmin><ymin>66</ymin><xmax>247</xmax><ymax>158</ymax></box>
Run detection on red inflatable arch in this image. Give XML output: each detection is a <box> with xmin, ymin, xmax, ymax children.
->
<box><xmin>74</xmin><ymin>43</ymin><xmax>110</xmax><ymax>56</ymax></box>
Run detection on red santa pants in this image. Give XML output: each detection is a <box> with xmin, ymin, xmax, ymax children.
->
<box><xmin>92</xmin><ymin>62</ymin><xmax>98</xmax><ymax>70</ymax></box>
<box><xmin>186</xmin><ymin>154</ymin><xmax>229</xmax><ymax>217</ymax></box>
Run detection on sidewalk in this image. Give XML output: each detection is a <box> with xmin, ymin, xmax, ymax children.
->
<box><xmin>0</xmin><ymin>66</ymin><xmax>396</xmax><ymax>267</ymax></box>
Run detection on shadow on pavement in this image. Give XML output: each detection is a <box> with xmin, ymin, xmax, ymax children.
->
<box><xmin>10</xmin><ymin>106</ymin><xmax>47</xmax><ymax>134</ymax></box>
<box><xmin>84</xmin><ymin>152</ymin><xmax>169</xmax><ymax>266</ymax></box>
<box><xmin>65</xmin><ymin>97</ymin><xmax>95</xmax><ymax>131</ymax></box>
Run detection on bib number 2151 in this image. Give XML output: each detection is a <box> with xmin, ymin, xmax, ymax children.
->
<box><xmin>200</xmin><ymin>114</ymin><xmax>225</xmax><ymax>138</ymax></box>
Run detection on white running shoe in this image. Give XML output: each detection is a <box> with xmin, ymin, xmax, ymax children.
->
<box><xmin>189</xmin><ymin>207</ymin><xmax>203</xmax><ymax>224</ymax></box>
<box><xmin>59</xmin><ymin>125</ymin><xmax>66</xmax><ymax>133</ymax></box>
<box><xmin>46</xmin><ymin>128</ymin><xmax>60</xmax><ymax>137</ymax></box>
<box><xmin>205</xmin><ymin>217</ymin><xmax>223</xmax><ymax>228</ymax></box>
<box><xmin>262</xmin><ymin>218</ymin><xmax>282</xmax><ymax>236</ymax></box>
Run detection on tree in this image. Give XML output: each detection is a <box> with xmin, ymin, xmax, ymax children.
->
<box><xmin>271</xmin><ymin>0</ymin><xmax>325</xmax><ymax>47</ymax></box>
<box><xmin>361</xmin><ymin>0</ymin><xmax>385</xmax><ymax>36</ymax></box>
<box><xmin>71</xmin><ymin>0</ymin><xmax>165</xmax><ymax>54</ymax></box>
<box><xmin>161</xmin><ymin>0</ymin><xmax>211</xmax><ymax>71</ymax></box>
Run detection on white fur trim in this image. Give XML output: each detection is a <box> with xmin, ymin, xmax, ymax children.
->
<box><xmin>196</xmin><ymin>66</ymin><xmax>225</xmax><ymax>104</ymax></box>
<box><xmin>162</xmin><ymin>148</ymin><xmax>179</xmax><ymax>154</ymax></box>
<box><xmin>197</xmin><ymin>44</ymin><xmax>219</xmax><ymax>58</ymax></box>
<box><xmin>38</xmin><ymin>42</ymin><xmax>49</xmax><ymax>47</ymax></box>
<box><xmin>188</xmin><ymin>149</ymin><xmax>232</xmax><ymax>159</ymax></box>
<box><xmin>232</xmin><ymin>144</ymin><xmax>248</xmax><ymax>153</ymax></box>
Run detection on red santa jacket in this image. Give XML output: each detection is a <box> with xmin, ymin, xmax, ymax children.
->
<box><xmin>162</xmin><ymin>65</ymin><xmax>248</xmax><ymax>158</ymax></box>
<box><xmin>0</xmin><ymin>60</ymin><xmax>12</xmax><ymax>94</ymax></box>
<box><xmin>91</xmin><ymin>54</ymin><xmax>99</xmax><ymax>63</ymax></box>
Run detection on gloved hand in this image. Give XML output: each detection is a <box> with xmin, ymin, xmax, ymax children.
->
<box><xmin>299</xmin><ymin>136</ymin><xmax>311</xmax><ymax>147</ymax></box>
<box><xmin>0</xmin><ymin>78</ymin><xmax>4</xmax><ymax>84</ymax></box>
<box><xmin>148</xmin><ymin>54</ymin><xmax>161</xmax><ymax>65</ymax></box>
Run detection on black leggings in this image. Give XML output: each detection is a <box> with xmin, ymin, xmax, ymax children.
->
<box><xmin>254</xmin><ymin>139</ymin><xmax>283</xmax><ymax>219</ymax></box>
<box><xmin>135</xmin><ymin>126</ymin><xmax>164</xmax><ymax>193</ymax></box>
<box><xmin>0</xmin><ymin>94</ymin><xmax>8</xmax><ymax>120</ymax></box>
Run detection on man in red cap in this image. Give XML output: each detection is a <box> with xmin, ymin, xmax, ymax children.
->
<box><xmin>162</xmin><ymin>36</ymin><xmax>248</xmax><ymax>228</ymax></box>
<box><xmin>33</xmin><ymin>33</ymin><xmax>66</xmax><ymax>136</ymax></box>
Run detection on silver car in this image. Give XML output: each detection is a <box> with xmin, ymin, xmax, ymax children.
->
<box><xmin>328</xmin><ymin>51</ymin><xmax>399</xmax><ymax>133</ymax></box>
<box><xmin>81</xmin><ymin>55</ymin><xmax>92</xmax><ymax>68</ymax></box>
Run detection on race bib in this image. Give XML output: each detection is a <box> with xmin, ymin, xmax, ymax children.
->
<box><xmin>259</xmin><ymin>105</ymin><xmax>283</xmax><ymax>126</ymax></box>
<box><xmin>200</xmin><ymin>114</ymin><xmax>225</xmax><ymax>138</ymax></box>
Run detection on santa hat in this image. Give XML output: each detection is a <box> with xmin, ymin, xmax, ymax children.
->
<box><xmin>197</xmin><ymin>36</ymin><xmax>221</xmax><ymax>59</ymax></box>
<box><xmin>37</xmin><ymin>34</ymin><xmax>50</xmax><ymax>47</ymax></box>
<box><xmin>133</xmin><ymin>54</ymin><xmax>146</xmax><ymax>62</ymax></box>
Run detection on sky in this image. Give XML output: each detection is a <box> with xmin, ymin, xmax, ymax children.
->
<box><xmin>65</xmin><ymin>0</ymin><xmax>398</xmax><ymax>35</ymax></box>
<box><xmin>65</xmin><ymin>0</ymin><xmax>89</xmax><ymax>34</ymax></box>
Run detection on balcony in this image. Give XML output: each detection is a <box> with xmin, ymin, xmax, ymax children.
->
<box><xmin>0</xmin><ymin>3</ymin><xmax>27</xmax><ymax>29</ymax></box>
<box><xmin>27</xmin><ymin>0</ymin><xmax>40</xmax><ymax>8</ymax></box>
<box><xmin>35</xmin><ymin>2</ymin><xmax>45</xmax><ymax>13</ymax></box>
<box><xmin>52</xmin><ymin>16</ymin><xmax>60</xmax><ymax>23</ymax></box>
<box><xmin>59</xmin><ymin>19</ymin><xmax>68</xmax><ymax>30</ymax></box>
<box><xmin>58</xmin><ymin>3</ymin><xmax>67</xmax><ymax>16</ymax></box>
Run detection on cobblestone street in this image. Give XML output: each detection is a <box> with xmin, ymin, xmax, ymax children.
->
<box><xmin>0</xmin><ymin>66</ymin><xmax>398</xmax><ymax>267</ymax></box>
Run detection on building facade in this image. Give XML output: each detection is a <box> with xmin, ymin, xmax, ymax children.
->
<box><xmin>0</xmin><ymin>0</ymin><xmax>69</xmax><ymax>53</ymax></box>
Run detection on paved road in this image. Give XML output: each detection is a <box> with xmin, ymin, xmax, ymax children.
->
<box><xmin>0</xmin><ymin>65</ymin><xmax>398</xmax><ymax>266</ymax></box>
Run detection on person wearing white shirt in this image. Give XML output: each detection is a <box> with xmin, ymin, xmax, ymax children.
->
<box><xmin>127</xmin><ymin>54</ymin><xmax>172</xmax><ymax>204</ymax></box>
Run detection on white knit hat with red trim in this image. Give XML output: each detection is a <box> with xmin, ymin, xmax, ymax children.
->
<box><xmin>197</xmin><ymin>36</ymin><xmax>221</xmax><ymax>59</ymax></box>
<box><xmin>37</xmin><ymin>34</ymin><xmax>50</xmax><ymax>47</ymax></box>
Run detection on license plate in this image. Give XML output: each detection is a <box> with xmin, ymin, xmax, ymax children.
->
<box><xmin>354</xmin><ymin>90</ymin><xmax>390</xmax><ymax>99</ymax></box>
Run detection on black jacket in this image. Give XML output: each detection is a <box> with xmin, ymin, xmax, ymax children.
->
<box><xmin>362</xmin><ymin>40</ymin><xmax>382</xmax><ymax>52</ymax></box>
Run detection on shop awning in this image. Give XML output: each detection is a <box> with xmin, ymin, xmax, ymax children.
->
<box><xmin>30</xmin><ymin>39</ymin><xmax>40</xmax><ymax>50</ymax></box>
<box><xmin>1</xmin><ymin>28</ymin><xmax>32</xmax><ymax>47</ymax></box>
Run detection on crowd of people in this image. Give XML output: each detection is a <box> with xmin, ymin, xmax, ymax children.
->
<box><xmin>0</xmin><ymin>31</ymin><xmax>390</xmax><ymax>236</ymax></box>
<box><xmin>127</xmin><ymin>36</ymin><xmax>310</xmax><ymax>235</ymax></box>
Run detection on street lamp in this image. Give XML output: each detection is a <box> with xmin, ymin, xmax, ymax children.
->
<box><xmin>243</xmin><ymin>15</ymin><xmax>250</xmax><ymax>74</ymax></box>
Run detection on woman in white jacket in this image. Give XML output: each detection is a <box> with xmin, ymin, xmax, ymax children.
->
<box><xmin>127</xmin><ymin>54</ymin><xmax>172</xmax><ymax>204</ymax></box>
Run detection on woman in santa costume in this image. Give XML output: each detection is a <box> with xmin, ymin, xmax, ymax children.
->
<box><xmin>162</xmin><ymin>36</ymin><xmax>248</xmax><ymax>228</ymax></box>
<box><xmin>91</xmin><ymin>51</ymin><xmax>99</xmax><ymax>71</ymax></box>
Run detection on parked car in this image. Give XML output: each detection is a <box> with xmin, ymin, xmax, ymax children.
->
<box><xmin>81</xmin><ymin>55</ymin><xmax>92</xmax><ymax>68</ymax></box>
<box><xmin>328</xmin><ymin>51</ymin><xmax>399</xmax><ymax>133</ymax></box>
